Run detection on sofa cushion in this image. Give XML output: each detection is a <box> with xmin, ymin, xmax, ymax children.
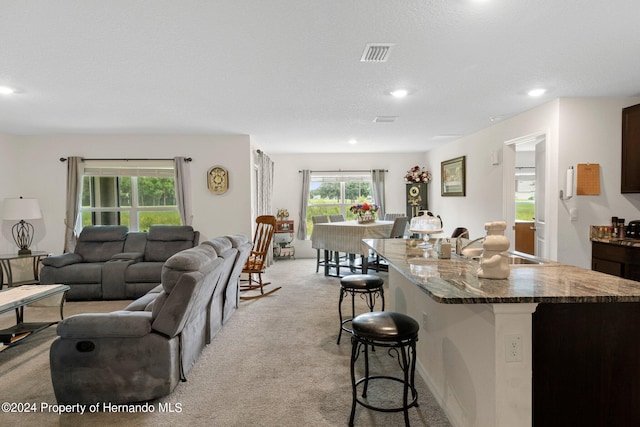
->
<box><xmin>56</xmin><ymin>311</ymin><xmax>152</xmax><ymax>338</ymax></box>
<box><xmin>75</xmin><ymin>226</ymin><xmax>128</xmax><ymax>262</ymax></box>
<box><xmin>201</xmin><ymin>237</ymin><xmax>232</xmax><ymax>254</ymax></box>
<box><xmin>125</xmin><ymin>261</ymin><xmax>164</xmax><ymax>283</ymax></box>
<box><xmin>148</xmin><ymin>225</ymin><xmax>195</xmax><ymax>242</ymax></box>
<box><xmin>145</xmin><ymin>226</ymin><xmax>197</xmax><ymax>262</ymax></box>
<box><xmin>41</xmin><ymin>253</ymin><xmax>83</xmax><ymax>268</ymax></box>
<box><xmin>161</xmin><ymin>245</ymin><xmax>217</xmax><ymax>294</ymax></box>
<box><xmin>52</xmin><ymin>262</ymin><xmax>104</xmax><ymax>284</ymax></box>
<box><xmin>78</xmin><ymin>225</ymin><xmax>129</xmax><ymax>242</ymax></box>
<box><xmin>124</xmin><ymin>292</ymin><xmax>157</xmax><ymax>311</ymax></box>
<box><xmin>226</xmin><ymin>234</ymin><xmax>249</xmax><ymax>248</ymax></box>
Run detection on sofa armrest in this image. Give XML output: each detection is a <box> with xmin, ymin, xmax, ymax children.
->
<box><xmin>40</xmin><ymin>253</ymin><xmax>83</xmax><ymax>268</ymax></box>
<box><xmin>111</xmin><ymin>252</ymin><xmax>144</xmax><ymax>262</ymax></box>
<box><xmin>56</xmin><ymin>311</ymin><xmax>152</xmax><ymax>338</ymax></box>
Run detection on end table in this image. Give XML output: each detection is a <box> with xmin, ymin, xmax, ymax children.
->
<box><xmin>0</xmin><ymin>251</ymin><xmax>50</xmax><ymax>289</ymax></box>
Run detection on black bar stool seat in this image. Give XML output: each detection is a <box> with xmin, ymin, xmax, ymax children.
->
<box><xmin>349</xmin><ymin>311</ymin><xmax>419</xmax><ymax>426</ymax></box>
<box><xmin>337</xmin><ymin>274</ymin><xmax>385</xmax><ymax>345</ymax></box>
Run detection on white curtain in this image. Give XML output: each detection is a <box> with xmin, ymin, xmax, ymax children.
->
<box><xmin>174</xmin><ymin>157</ymin><xmax>193</xmax><ymax>225</ymax></box>
<box><xmin>256</xmin><ymin>150</ymin><xmax>274</xmax><ymax>265</ymax></box>
<box><xmin>63</xmin><ymin>156</ymin><xmax>82</xmax><ymax>253</ymax></box>
<box><xmin>297</xmin><ymin>169</ymin><xmax>310</xmax><ymax>240</ymax></box>
<box><xmin>371</xmin><ymin>169</ymin><xmax>386</xmax><ymax>219</ymax></box>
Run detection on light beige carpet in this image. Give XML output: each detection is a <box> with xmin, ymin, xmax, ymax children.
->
<box><xmin>0</xmin><ymin>259</ymin><xmax>452</xmax><ymax>427</ymax></box>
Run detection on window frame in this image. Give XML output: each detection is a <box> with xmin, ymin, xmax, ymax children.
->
<box><xmin>79</xmin><ymin>160</ymin><xmax>181</xmax><ymax>232</ymax></box>
<box><xmin>306</xmin><ymin>172</ymin><xmax>374</xmax><ymax>236</ymax></box>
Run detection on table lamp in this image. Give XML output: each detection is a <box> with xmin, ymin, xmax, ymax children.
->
<box><xmin>2</xmin><ymin>197</ymin><xmax>42</xmax><ymax>254</ymax></box>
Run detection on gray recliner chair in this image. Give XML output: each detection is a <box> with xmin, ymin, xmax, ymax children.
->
<box><xmin>50</xmin><ymin>244</ymin><xmax>224</xmax><ymax>404</ymax></box>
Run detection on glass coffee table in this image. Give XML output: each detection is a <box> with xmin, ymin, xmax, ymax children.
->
<box><xmin>0</xmin><ymin>284</ymin><xmax>69</xmax><ymax>347</ymax></box>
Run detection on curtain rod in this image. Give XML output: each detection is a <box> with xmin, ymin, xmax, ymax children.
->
<box><xmin>60</xmin><ymin>157</ymin><xmax>192</xmax><ymax>162</ymax></box>
<box><xmin>298</xmin><ymin>169</ymin><xmax>388</xmax><ymax>173</ymax></box>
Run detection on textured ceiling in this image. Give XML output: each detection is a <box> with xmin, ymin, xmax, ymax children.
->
<box><xmin>0</xmin><ymin>1</ymin><xmax>639</xmax><ymax>153</ymax></box>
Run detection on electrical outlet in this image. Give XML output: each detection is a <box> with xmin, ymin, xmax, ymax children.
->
<box><xmin>505</xmin><ymin>334</ymin><xmax>523</xmax><ymax>362</ymax></box>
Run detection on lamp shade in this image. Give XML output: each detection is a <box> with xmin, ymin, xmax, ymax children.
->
<box><xmin>2</xmin><ymin>197</ymin><xmax>42</xmax><ymax>220</ymax></box>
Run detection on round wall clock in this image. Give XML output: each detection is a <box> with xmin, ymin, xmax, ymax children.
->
<box><xmin>409</xmin><ymin>185</ymin><xmax>420</xmax><ymax>197</ymax></box>
<box><xmin>208</xmin><ymin>166</ymin><xmax>229</xmax><ymax>194</ymax></box>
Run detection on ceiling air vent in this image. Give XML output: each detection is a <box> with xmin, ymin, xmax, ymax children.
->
<box><xmin>373</xmin><ymin>116</ymin><xmax>398</xmax><ymax>123</ymax></box>
<box><xmin>360</xmin><ymin>43</ymin><xmax>395</xmax><ymax>63</ymax></box>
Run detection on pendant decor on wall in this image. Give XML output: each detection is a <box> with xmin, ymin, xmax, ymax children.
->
<box><xmin>208</xmin><ymin>166</ymin><xmax>229</xmax><ymax>194</ymax></box>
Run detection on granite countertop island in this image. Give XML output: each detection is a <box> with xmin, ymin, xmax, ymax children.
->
<box><xmin>363</xmin><ymin>237</ymin><xmax>640</xmax><ymax>427</ymax></box>
<box><xmin>364</xmin><ymin>237</ymin><xmax>640</xmax><ymax>304</ymax></box>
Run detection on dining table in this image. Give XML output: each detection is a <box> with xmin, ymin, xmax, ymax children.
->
<box><xmin>311</xmin><ymin>220</ymin><xmax>394</xmax><ymax>276</ymax></box>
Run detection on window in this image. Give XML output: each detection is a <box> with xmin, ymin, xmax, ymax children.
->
<box><xmin>515</xmin><ymin>166</ymin><xmax>535</xmax><ymax>221</ymax></box>
<box><xmin>306</xmin><ymin>172</ymin><xmax>374</xmax><ymax>236</ymax></box>
<box><xmin>80</xmin><ymin>160</ymin><xmax>181</xmax><ymax>231</ymax></box>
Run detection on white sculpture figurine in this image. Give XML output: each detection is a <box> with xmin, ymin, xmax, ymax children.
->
<box><xmin>477</xmin><ymin>221</ymin><xmax>510</xmax><ymax>279</ymax></box>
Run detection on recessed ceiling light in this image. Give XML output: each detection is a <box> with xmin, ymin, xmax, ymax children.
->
<box><xmin>528</xmin><ymin>88</ymin><xmax>546</xmax><ymax>97</ymax></box>
<box><xmin>0</xmin><ymin>86</ymin><xmax>16</xmax><ymax>95</ymax></box>
<box><xmin>390</xmin><ymin>89</ymin><xmax>409</xmax><ymax>98</ymax></box>
<box><xmin>348</xmin><ymin>139</ymin><xmax>358</xmax><ymax>145</ymax></box>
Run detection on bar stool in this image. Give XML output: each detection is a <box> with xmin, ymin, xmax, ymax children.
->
<box><xmin>349</xmin><ymin>311</ymin><xmax>419</xmax><ymax>426</ymax></box>
<box><xmin>337</xmin><ymin>274</ymin><xmax>385</xmax><ymax>345</ymax></box>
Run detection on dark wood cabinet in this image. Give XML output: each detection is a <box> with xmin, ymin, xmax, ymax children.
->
<box><xmin>533</xmin><ymin>302</ymin><xmax>640</xmax><ymax>426</ymax></box>
<box><xmin>621</xmin><ymin>103</ymin><xmax>640</xmax><ymax>193</ymax></box>
<box><xmin>591</xmin><ymin>241</ymin><xmax>640</xmax><ymax>281</ymax></box>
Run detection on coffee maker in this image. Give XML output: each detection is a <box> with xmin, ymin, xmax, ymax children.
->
<box><xmin>626</xmin><ymin>220</ymin><xmax>640</xmax><ymax>238</ymax></box>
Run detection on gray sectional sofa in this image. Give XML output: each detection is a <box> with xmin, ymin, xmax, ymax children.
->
<box><xmin>49</xmin><ymin>234</ymin><xmax>251</xmax><ymax>405</ymax></box>
<box><xmin>40</xmin><ymin>225</ymin><xmax>200</xmax><ymax>300</ymax></box>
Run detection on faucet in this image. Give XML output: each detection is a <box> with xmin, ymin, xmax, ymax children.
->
<box><xmin>456</xmin><ymin>236</ymin><xmax>485</xmax><ymax>255</ymax></box>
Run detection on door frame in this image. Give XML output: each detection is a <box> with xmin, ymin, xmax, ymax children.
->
<box><xmin>503</xmin><ymin>132</ymin><xmax>548</xmax><ymax>257</ymax></box>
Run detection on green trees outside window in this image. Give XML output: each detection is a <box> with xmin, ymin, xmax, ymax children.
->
<box><xmin>81</xmin><ymin>176</ymin><xmax>181</xmax><ymax>231</ymax></box>
<box><xmin>306</xmin><ymin>176</ymin><xmax>374</xmax><ymax>236</ymax></box>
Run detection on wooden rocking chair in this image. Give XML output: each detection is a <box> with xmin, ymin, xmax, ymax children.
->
<box><xmin>240</xmin><ymin>215</ymin><xmax>281</xmax><ymax>299</ymax></box>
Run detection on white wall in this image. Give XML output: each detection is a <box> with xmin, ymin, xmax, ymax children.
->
<box><xmin>0</xmin><ymin>133</ymin><xmax>24</xmax><ymax>251</ymax></box>
<box><xmin>557</xmin><ymin>97</ymin><xmax>640</xmax><ymax>268</ymax></box>
<box><xmin>426</xmin><ymin>100</ymin><xmax>561</xmax><ymax>249</ymax></box>
<box><xmin>426</xmin><ymin>97</ymin><xmax>640</xmax><ymax>268</ymax></box>
<box><xmin>270</xmin><ymin>152</ymin><xmax>427</xmax><ymax>259</ymax></box>
<box><xmin>0</xmin><ymin>134</ymin><xmax>254</xmax><ymax>254</ymax></box>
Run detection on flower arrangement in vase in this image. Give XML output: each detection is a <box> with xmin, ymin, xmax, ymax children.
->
<box><xmin>276</xmin><ymin>208</ymin><xmax>289</xmax><ymax>221</ymax></box>
<box><xmin>404</xmin><ymin>166</ymin><xmax>432</xmax><ymax>183</ymax></box>
<box><xmin>349</xmin><ymin>202</ymin><xmax>379</xmax><ymax>224</ymax></box>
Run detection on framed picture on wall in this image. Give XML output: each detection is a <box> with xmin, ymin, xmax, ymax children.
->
<box><xmin>441</xmin><ymin>156</ymin><xmax>466</xmax><ymax>196</ymax></box>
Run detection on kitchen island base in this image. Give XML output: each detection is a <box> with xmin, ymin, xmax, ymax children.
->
<box><xmin>390</xmin><ymin>267</ymin><xmax>537</xmax><ymax>427</ymax></box>
<box><xmin>390</xmin><ymin>268</ymin><xmax>640</xmax><ymax>427</ymax></box>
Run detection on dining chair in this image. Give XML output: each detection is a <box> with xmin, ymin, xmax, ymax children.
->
<box><xmin>384</xmin><ymin>212</ymin><xmax>406</xmax><ymax>221</ymax></box>
<box><xmin>240</xmin><ymin>215</ymin><xmax>281</xmax><ymax>299</ymax></box>
<box><xmin>451</xmin><ymin>227</ymin><xmax>469</xmax><ymax>239</ymax></box>
<box><xmin>390</xmin><ymin>216</ymin><xmax>409</xmax><ymax>238</ymax></box>
<box><xmin>328</xmin><ymin>214</ymin><xmax>349</xmax><ymax>268</ymax></box>
<box><xmin>312</xmin><ymin>215</ymin><xmax>330</xmax><ymax>273</ymax></box>
<box><xmin>372</xmin><ymin>216</ymin><xmax>408</xmax><ymax>272</ymax></box>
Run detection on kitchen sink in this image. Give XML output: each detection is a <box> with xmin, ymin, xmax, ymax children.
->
<box><xmin>505</xmin><ymin>254</ymin><xmax>543</xmax><ymax>264</ymax></box>
<box><xmin>455</xmin><ymin>251</ymin><xmax>549</xmax><ymax>265</ymax></box>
